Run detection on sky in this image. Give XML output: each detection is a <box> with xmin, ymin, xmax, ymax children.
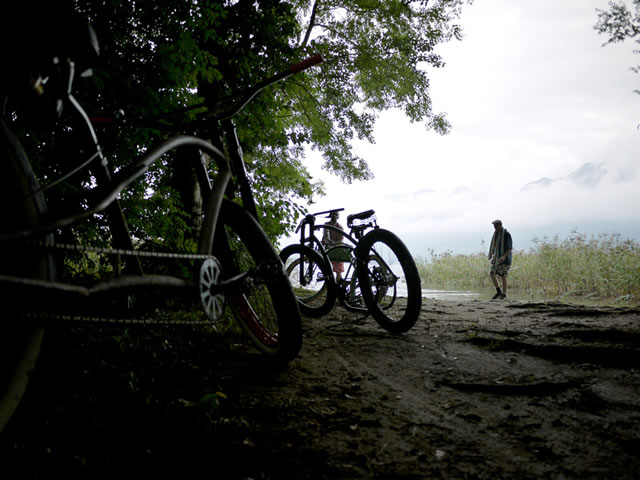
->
<box><xmin>283</xmin><ymin>0</ymin><xmax>640</xmax><ymax>258</ymax></box>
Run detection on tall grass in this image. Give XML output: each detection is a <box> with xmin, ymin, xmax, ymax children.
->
<box><xmin>415</xmin><ymin>231</ymin><xmax>640</xmax><ymax>302</ymax></box>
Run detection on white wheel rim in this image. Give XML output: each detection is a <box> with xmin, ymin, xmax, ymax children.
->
<box><xmin>200</xmin><ymin>258</ymin><xmax>225</xmax><ymax>322</ymax></box>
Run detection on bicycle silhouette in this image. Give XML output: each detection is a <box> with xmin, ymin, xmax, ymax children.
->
<box><xmin>1</xmin><ymin>16</ymin><xmax>321</xmax><ymax>432</ymax></box>
<box><xmin>280</xmin><ymin>208</ymin><xmax>422</xmax><ymax>333</ymax></box>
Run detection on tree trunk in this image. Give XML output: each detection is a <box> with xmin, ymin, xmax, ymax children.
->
<box><xmin>171</xmin><ymin>148</ymin><xmax>203</xmax><ymax>244</ymax></box>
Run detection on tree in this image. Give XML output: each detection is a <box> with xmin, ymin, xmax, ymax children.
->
<box><xmin>595</xmin><ymin>0</ymin><xmax>640</xmax><ymax>95</ymax></box>
<box><xmin>9</xmin><ymin>1</ymin><xmax>470</xmax><ymax>244</ymax></box>
<box><xmin>294</xmin><ymin>0</ymin><xmax>465</xmax><ymax>181</ymax></box>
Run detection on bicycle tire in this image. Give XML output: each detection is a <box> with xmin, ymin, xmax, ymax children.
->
<box><xmin>341</xmin><ymin>252</ymin><xmax>394</xmax><ymax>313</ymax></box>
<box><xmin>329</xmin><ymin>245</ymin><xmax>365</xmax><ymax>312</ymax></box>
<box><xmin>280</xmin><ymin>244</ymin><xmax>336</xmax><ymax>317</ymax></box>
<box><xmin>0</xmin><ymin>119</ymin><xmax>54</xmax><ymax>433</ymax></box>
<box><xmin>215</xmin><ymin>200</ymin><xmax>302</xmax><ymax>364</ymax></box>
<box><xmin>355</xmin><ymin>228</ymin><xmax>422</xmax><ymax>333</ymax></box>
<box><xmin>363</xmin><ymin>253</ymin><xmax>397</xmax><ymax>308</ymax></box>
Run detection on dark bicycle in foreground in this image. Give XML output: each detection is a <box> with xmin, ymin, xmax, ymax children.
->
<box><xmin>1</xmin><ymin>17</ymin><xmax>321</xmax><ymax>432</ymax></box>
<box><xmin>280</xmin><ymin>208</ymin><xmax>422</xmax><ymax>333</ymax></box>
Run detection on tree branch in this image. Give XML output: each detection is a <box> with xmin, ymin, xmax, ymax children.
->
<box><xmin>301</xmin><ymin>0</ymin><xmax>319</xmax><ymax>48</ymax></box>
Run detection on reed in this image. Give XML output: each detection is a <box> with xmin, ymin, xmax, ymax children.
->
<box><xmin>415</xmin><ymin>231</ymin><xmax>640</xmax><ymax>302</ymax></box>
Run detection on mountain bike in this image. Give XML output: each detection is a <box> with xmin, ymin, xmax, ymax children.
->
<box><xmin>0</xmin><ymin>19</ymin><xmax>321</xmax><ymax>433</ymax></box>
<box><xmin>280</xmin><ymin>208</ymin><xmax>422</xmax><ymax>333</ymax></box>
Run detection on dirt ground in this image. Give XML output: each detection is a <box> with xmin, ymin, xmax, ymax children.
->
<box><xmin>1</xmin><ymin>298</ymin><xmax>640</xmax><ymax>479</ymax></box>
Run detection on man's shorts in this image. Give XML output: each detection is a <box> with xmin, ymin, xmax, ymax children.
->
<box><xmin>490</xmin><ymin>261</ymin><xmax>510</xmax><ymax>277</ymax></box>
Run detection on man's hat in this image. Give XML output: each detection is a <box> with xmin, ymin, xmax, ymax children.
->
<box><xmin>492</xmin><ymin>219</ymin><xmax>502</xmax><ymax>225</ymax></box>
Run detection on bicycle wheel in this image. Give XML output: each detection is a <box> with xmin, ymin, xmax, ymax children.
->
<box><xmin>355</xmin><ymin>228</ymin><xmax>422</xmax><ymax>333</ymax></box>
<box><xmin>342</xmin><ymin>252</ymin><xmax>395</xmax><ymax>312</ymax></box>
<box><xmin>214</xmin><ymin>200</ymin><xmax>302</xmax><ymax>364</ymax></box>
<box><xmin>280</xmin><ymin>244</ymin><xmax>336</xmax><ymax>317</ymax></box>
<box><xmin>0</xmin><ymin>119</ymin><xmax>54</xmax><ymax>433</ymax></box>
<box><xmin>364</xmin><ymin>253</ymin><xmax>396</xmax><ymax>308</ymax></box>
<box><xmin>335</xmin><ymin>247</ymin><xmax>366</xmax><ymax>311</ymax></box>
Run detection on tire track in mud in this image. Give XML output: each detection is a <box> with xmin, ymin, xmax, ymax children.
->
<box><xmin>301</xmin><ymin>320</ymin><xmax>485</xmax><ymax>477</ymax></box>
<box><xmin>289</xmin><ymin>300</ymin><xmax>640</xmax><ymax>478</ymax></box>
<box><xmin>298</xmin><ymin>308</ymin><xmax>559</xmax><ymax>477</ymax></box>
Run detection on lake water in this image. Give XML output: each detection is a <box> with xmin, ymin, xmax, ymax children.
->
<box><xmin>398</xmin><ymin>283</ymin><xmax>507</xmax><ymax>302</ymax></box>
<box><xmin>420</xmin><ymin>288</ymin><xmax>550</xmax><ymax>303</ymax></box>
<box><xmin>372</xmin><ymin>263</ymin><xmax>636</xmax><ymax>306</ymax></box>
<box><xmin>419</xmin><ymin>288</ymin><xmax>639</xmax><ymax>306</ymax></box>
<box><xmin>394</xmin><ymin>276</ymin><xmax>634</xmax><ymax>306</ymax></box>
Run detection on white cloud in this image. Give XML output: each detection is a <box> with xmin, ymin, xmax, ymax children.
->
<box><xmin>293</xmin><ymin>0</ymin><xmax>640</xmax><ymax>256</ymax></box>
<box><xmin>522</xmin><ymin>177</ymin><xmax>555</xmax><ymax>191</ymax></box>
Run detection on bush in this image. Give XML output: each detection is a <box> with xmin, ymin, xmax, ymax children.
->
<box><xmin>415</xmin><ymin>231</ymin><xmax>640</xmax><ymax>301</ymax></box>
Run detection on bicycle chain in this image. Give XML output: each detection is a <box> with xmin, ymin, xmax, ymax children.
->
<box><xmin>19</xmin><ymin>311</ymin><xmax>214</xmax><ymax>326</ymax></box>
<box><xmin>33</xmin><ymin>240</ymin><xmax>215</xmax><ymax>261</ymax></box>
<box><xmin>17</xmin><ymin>241</ymin><xmax>219</xmax><ymax>326</ymax></box>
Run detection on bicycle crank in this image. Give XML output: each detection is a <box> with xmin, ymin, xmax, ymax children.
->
<box><xmin>199</xmin><ymin>258</ymin><xmax>284</xmax><ymax>321</ymax></box>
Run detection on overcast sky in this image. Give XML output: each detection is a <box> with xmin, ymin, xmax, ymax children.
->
<box><xmin>286</xmin><ymin>0</ymin><xmax>640</xmax><ymax>257</ymax></box>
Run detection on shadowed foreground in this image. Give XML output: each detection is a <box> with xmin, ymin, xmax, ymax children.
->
<box><xmin>1</xmin><ymin>300</ymin><xmax>639</xmax><ymax>479</ymax></box>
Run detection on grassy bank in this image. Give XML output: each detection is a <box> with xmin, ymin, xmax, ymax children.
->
<box><xmin>415</xmin><ymin>231</ymin><xmax>640</xmax><ymax>302</ymax></box>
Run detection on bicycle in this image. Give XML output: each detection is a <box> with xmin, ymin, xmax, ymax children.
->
<box><xmin>0</xmin><ymin>19</ymin><xmax>322</xmax><ymax>432</ymax></box>
<box><xmin>281</xmin><ymin>208</ymin><xmax>367</xmax><ymax>316</ymax></box>
<box><xmin>280</xmin><ymin>208</ymin><xmax>422</xmax><ymax>333</ymax></box>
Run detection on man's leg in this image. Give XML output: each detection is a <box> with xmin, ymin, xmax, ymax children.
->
<box><xmin>497</xmin><ymin>274</ymin><xmax>508</xmax><ymax>299</ymax></box>
<box><xmin>333</xmin><ymin>261</ymin><xmax>343</xmax><ymax>281</ymax></box>
<box><xmin>490</xmin><ymin>271</ymin><xmax>502</xmax><ymax>299</ymax></box>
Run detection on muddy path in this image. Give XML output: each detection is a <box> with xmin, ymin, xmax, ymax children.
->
<box><xmin>1</xmin><ymin>300</ymin><xmax>640</xmax><ymax>479</ymax></box>
<box><xmin>280</xmin><ymin>300</ymin><xmax>640</xmax><ymax>479</ymax></box>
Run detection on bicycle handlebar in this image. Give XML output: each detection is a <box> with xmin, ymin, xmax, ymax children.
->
<box><xmin>294</xmin><ymin>207</ymin><xmax>344</xmax><ymax>234</ymax></box>
<box><xmin>311</xmin><ymin>208</ymin><xmax>344</xmax><ymax>218</ymax></box>
<box><xmin>111</xmin><ymin>55</ymin><xmax>324</xmax><ymax>129</ymax></box>
<box><xmin>216</xmin><ymin>54</ymin><xmax>324</xmax><ymax>120</ymax></box>
<box><xmin>290</xmin><ymin>54</ymin><xmax>324</xmax><ymax>74</ymax></box>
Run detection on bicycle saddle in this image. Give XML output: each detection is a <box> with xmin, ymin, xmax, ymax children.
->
<box><xmin>347</xmin><ymin>209</ymin><xmax>375</xmax><ymax>226</ymax></box>
<box><xmin>1</xmin><ymin>4</ymin><xmax>99</xmax><ymax>101</ymax></box>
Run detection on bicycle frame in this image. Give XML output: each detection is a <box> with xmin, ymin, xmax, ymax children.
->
<box><xmin>294</xmin><ymin>209</ymin><xmax>383</xmax><ymax>271</ymax></box>
<box><xmin>282</xmin><ymin>207</ymin><xmax>422</xmax><ymax>331</ymax></box>
<box><xmin>1</xmin><ymin>52</ymin><xmax>324</xmax><ymax>304</ymax></box>
<box><xmin>292</xmin><ymin>209</ymin><xmax>376</xmax><ymax>312</ymax></box>
<box><xmin>1</xmin><ymin>22</ymin><xmax>323</xmax><ymax>434</ymax></box>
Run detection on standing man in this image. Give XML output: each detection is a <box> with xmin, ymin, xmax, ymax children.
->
<box><xmin>323</xmin><ymin>211</ymin><xmax>346</xmax><ymax>281</ymax></box>
<box><xmin>488</xmin><ymin>219</ymin><xmax>513</xmax><ymax>300</ymax></box>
